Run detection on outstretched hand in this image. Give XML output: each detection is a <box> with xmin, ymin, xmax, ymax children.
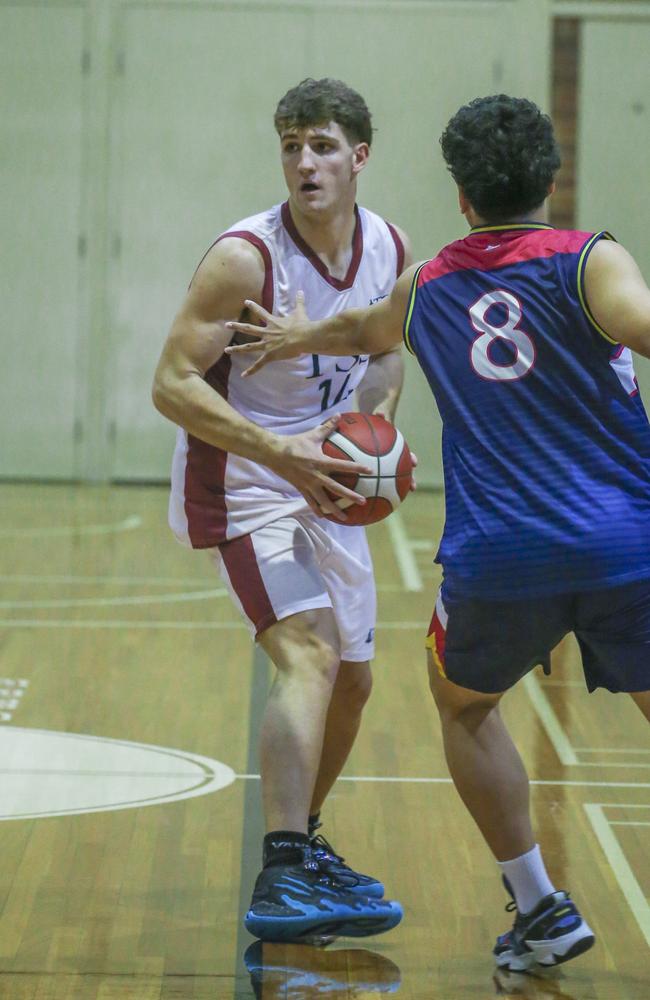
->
<box><xmin>225</xmin><ymin>291</ymin><xmax>314</xmax><ymax>376</ymax></box>
<box><xmin>270</xmin><ymin>414</ymin><xmax>371</xmax><ymax>521</ymax></box>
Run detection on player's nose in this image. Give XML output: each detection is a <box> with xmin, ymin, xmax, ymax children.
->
<box><xmin>297</xmin><ymin>146</ymin><xmax>316</xmax><ymax>173</ymax></box>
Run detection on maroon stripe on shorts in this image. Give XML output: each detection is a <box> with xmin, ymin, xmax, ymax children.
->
<box><xmin>219</xmin><ymin>533</ymin><xmax>278</xmax><ymax>636</ymax></box>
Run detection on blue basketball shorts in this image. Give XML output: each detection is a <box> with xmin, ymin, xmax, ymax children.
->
<box><xmin>426</xmin><ymin>577</ymin><xmax>650</xmax><ymax>694</ymax></box>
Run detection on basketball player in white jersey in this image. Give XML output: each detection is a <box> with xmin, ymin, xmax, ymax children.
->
<box><xmin>152</xmin><ymin>78</ymin><xmax>412</xmax><ymax>942</ymax></box>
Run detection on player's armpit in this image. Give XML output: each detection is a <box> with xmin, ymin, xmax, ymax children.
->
<box><xmin>584</xmin><ymin>240</ymin><xmax>650</xmax><ymax>359</ymax></box>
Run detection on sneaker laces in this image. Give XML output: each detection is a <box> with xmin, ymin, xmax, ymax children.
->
<box><xmin>310</xmin><ymin>832</ymin><xmax>345</xmax><ymax>864</ymax></box>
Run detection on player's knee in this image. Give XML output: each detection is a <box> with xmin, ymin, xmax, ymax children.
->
<box><xmin>427</xmin><ymin>654</ymin><xmax>500</xmax><ymax>722</ymax></box>
<box><xmin>334</xmin><ymin>663</ymin><xmax>373</xmax><ymax>712</ymax></box>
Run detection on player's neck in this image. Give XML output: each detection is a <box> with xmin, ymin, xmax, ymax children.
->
<box><xmin>467</xmin><ymin>204</ymin><xmax>550</xmax><ymax>228</ymax></box>
<box><xmin>286</xmin><ymin>197</ymin><xmax>358</xmax><ymax>280</ymax></box>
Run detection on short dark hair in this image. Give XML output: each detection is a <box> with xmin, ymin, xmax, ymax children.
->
<box><xmin>440</xmin><ymin>95</ymin><xmax>561</xmax><ymax>222</ymax></box>
<box><xmin>274</xmin><ymin>78</ymin><xmax>373</xmax><ymax>146</ymax></box>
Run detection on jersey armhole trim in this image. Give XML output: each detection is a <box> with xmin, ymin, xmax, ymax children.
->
<box><xmin>403</xmin><ymin>263</ymin><xmax>427</xmax><ymax>355</ymax></box>
<box><xmin>189</xmin><ymin>231</ymin><xmax>274</xmax><ymax>313</ymax></box>
<box><xmin>577</xmin><ymin>230</ymin><xmax>617</xmax><ymax>345</ymax></box>
<box><xmin>385</xmin><ymin>220</ymin><xmax>406</xmax><ymax>278</ymax></box>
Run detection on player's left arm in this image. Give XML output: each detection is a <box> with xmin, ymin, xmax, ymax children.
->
<box><xmin>584</xmin><ymin>240</ymin><xmax>650</xmax><ymax>358</ymax></box>
<box><xmin>358</xmin><ymin>225</ymin><xmax>414</xmax><ymax>421</ymax></box>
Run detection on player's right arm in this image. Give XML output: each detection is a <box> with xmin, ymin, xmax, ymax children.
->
<box><xmin>152</xmin><ymin>239</ymin><xmax>369</xmax><ymax>517</ymax></box>
<box><xmin>224</xmin><ymin>263</ymin><xmax>421</xmax><ymax>376</ymax></box>
<box><xmin>584</xmin><ymin>240</ymin><xmax>650</xmax><ymax>358</ymax></box>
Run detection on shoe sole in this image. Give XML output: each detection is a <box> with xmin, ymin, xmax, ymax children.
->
<box><xmin>495</xmin><ymin>924</ymin><xmax>595</xmax><ymax>971</ymax></box>
<box><xmin>245</xmin><ymin>903</ymin><xmax>403</xmax><ymax>943</ymax></box>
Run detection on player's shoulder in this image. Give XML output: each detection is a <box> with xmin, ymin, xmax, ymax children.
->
<box><xmin>219</xmin><ymin>202</ymin><xmax>284</xmax><ymax>244</ymax></box>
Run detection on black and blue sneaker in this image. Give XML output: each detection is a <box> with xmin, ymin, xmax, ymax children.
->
<box><xmin>493</xmin><ymin>880</ymin><xmax>595</xmax><ymax>971</ymax></box>
<box><xmin>310</xmin><ymin>823</ymin><xmax>385</xmax><ymax>899</ymax></box>
<box><xmin>244</xmin><ymin>853</ymin><xmax>402</xmax><ymax>943</ymax></box>
<box><xmin>244</xmin><ymin>940</ymin><xmax>401</xmax><ymax>997</ymax></box>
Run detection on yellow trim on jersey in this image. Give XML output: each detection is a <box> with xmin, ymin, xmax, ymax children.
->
<box><xmin>576</xmin><ymin>231</ymin><xmax>617</xmax><ymax>344</ymax></box>
<box><xmin>469</xmin><ymin>223</ymin><xmax>554</xmax><ymax>234</ymax></box>
<box><xmin>403</xmin><ymin>262</ymin><xmax>427</xmax><ymax>355</ymax></box>
<box><xmin>425</xmin><ymin>632</ymin><xmax>447</xmax><ymax>678</ymax></box>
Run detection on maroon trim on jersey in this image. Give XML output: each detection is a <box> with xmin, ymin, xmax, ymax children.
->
<box><xmin>214</xmin><ymin>231</ymin><xmax>274</xmax><ymax>312</ymax></box>
<box><xmin>183</xmin><ymin>230</ymin><xmax>275</xmax><ymax>548</ymax></box>
<box><xmin>417</xmin><ymin>228</ymin><xmax>595</xmax><ymax>287</ymax></box>
<box><xmin>184</xmin><ymin>354</ymin><xmax>231</xmax><ymax>548</ymax></box>
<box><xmin>218</xmin><ymin>533</ymin><xmax>278</xmax><ymax>636</ymax></box>
<box><xmin>281</xmin><ymin>201</ymin><xmax>363</xmax><ymax>291</ymax></box>
<box><xmin>385</xmin><ymin>221</ymin><xmax>405</xmax><ymax>277</ymax></box>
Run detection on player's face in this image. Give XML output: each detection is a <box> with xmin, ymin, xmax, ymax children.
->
<box><xmin>279</xmin><ymin>122</ymin><xmax>368</xmax><ymax>217</ymax></box>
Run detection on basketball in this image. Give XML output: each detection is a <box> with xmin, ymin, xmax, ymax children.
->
<box><xmin>321</xmin><ymin>412</ymin><xmax>413</xmax><ymax>525</ymax></box>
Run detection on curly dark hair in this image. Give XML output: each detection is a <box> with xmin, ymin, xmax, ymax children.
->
<box><xmin>274</xmin><ymin>78</ymin><xmax>373</xmax><ymax>146</ymax></box>
<box><xmin>440</xmin><ymin>95</ymin><xmax>561</xmax><ymax>222</ymax></box>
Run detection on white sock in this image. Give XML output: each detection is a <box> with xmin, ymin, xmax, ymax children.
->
<box><xmin>497</xmin><ymin>844</ymin><xmax>557</xmax><ymax>914</ymax></box>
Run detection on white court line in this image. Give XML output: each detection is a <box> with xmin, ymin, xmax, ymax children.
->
<box><xmin>584</xmin><ymin>803</ymin><xmax>650</xmax><ymax>948</ymax></box>
<box><xmin>610</xmin><ymin>820</ymin><xmax>650</xmax><ymax>826</ymax></box>
<box><xmin>409</xmin><ymin>540</ymin><xmax>433</xmax><ymax>552</ymax></box>
<box><xmin>579</xmin><ymin>748</ymin><xmax>650</xmax><ymax>754</ymax></box>
<box><xmin>0</xmin><ymin>516</ymin><xmax>142</xmax><ymax>538</ymax></box>
<box><xmin>522</xmin><ymin>671</ymin><xmax>579</xmax><ymax>766</ymax></box>
<box><xmin>0</xmin><ymin>619</ymin><xmax>427</xmax><ymax>631</ymax></box>
<box><xmin>235</xmin><ymin>773</ymin><xmax>650</xmax><ymax>788</ymax></box>
<box><xmin>0</xmin><ymin>589</ymin><xmax>227</xmax><ymax>610</ymax></box>
<box><xmin>0</xmin><ymin>575</ymin><xmax>408</xmax><ymax>592</ymax></box>
<box><xmin>385</xmin><ymin>510</ymin><xmax>423</xmax><ymax>592</ymax></box>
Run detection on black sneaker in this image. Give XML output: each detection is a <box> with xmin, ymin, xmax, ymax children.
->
<box><xmin>244</xmin><ymin>940</ymin><xmax>401</xmax><ymax>997</ymax></box>
<box><xmin>310</xmin><ymin>824</ymin><xmax>385</xmax><ymax>898</ymax></box>
<box><xmin>244</xmin><ymin>853</ymin><xmax>402</xmax><ymax>943</ymax></box>
<box><xmin>493</xmin><ymin>879</ymin><xmax>595</xmax><ymax>971</ymax></box>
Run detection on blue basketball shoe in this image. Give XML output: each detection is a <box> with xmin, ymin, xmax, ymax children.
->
<box><xmin>310</xmin><ymin>822</ymin><xmax>385</xmax><ymax>898</ymax></box>
<box><xmin>493</xmin><ymin>880</ymin><xmax>595</xmax><ymax>971</ymax></box>
<box><xmin>244</xmin><ymin>853</ymin><xmax>402</xmax><ymax>943</ymax></box>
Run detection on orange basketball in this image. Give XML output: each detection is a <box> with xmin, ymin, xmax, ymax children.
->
<box><xmin>321</xmin><ymin>412</ymin><xmax>413</xmax><ymax>525</ymax></box>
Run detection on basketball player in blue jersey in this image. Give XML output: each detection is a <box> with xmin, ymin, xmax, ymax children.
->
<box><xmin>227</xmin><ymin>94</ymin><xmax>650</xmax><ymax>971</ymax></box>
<box><xmin>153</xmin><ymin>78</ymin><xmax>411</xmax><ymax>943</ymax></box>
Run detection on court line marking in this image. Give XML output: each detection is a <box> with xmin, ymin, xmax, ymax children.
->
<box><xmin>522</xmin><ymin>671</ymin><xmax>579</xmax><ymax>765</ymax></box>
<box><xmin>610</xmin><ymin>820</ymin><xmax>650</xmax><ymax>826</ymax></box>
<box><xmin>0</xmin><ymin>589</ymin><xmax>228</xmax><ymax>610</ymax></box>
<box><xmin>523</xmin><ymin>672</ymin><xmax>650</xmax><ymax>768</ymax></box>
<box><xmin>584</xmin><ymin>803</ymin><xmax>650</xmax><ymax>948</ymax></box>
<box><xmin>235</xmin><ymin>773</ymin><xmax>650</xmax><ymax>788</ymax></box>
<box><xmin>0</xmin><ymin>575</ymin><xmax>408</xmax><ymax>593</ymax></box>
<box><xmin>0</xmin><ymin>619</ymin><xmax>427</xmax><ymax>631</ymax></box>
<box><xmin>0</xmin><ymin>516</ymin><xmax>142</xmax><ymax>538</ymax></box>
<box><xmin>385</xmin><ymin>510</ymin><xmax>423</xmax><ymax>592</ymax></box>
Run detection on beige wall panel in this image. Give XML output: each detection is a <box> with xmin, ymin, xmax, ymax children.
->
<box><xmin>0</xmin><ymin>4</ymin><xmax>84</xmax><ymax>478</ymax></box>
<box><xmin>577</xmin><ymin>20</ymin><xmax>650</xmax><ymax>404</ymax></box>
<box><xmin>108</xmin><ymin>0</ymin><xmax>551</xmax><ymax>485</ymax></box>
<box><xmin>107</xmin><ymin>3</ymin><xmax>310</xmax><ymax>479</ymax></box>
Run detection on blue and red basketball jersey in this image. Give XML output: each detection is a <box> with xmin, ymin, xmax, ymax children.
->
<box><xmin>404</xmin><ymin>224</ymin><xmax>650</xmax><ymax>599</ymax></box>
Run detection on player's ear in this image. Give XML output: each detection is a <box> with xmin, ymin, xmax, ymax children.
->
<box><xmin>351</xmin><ymin>143</ymin><xmax>370</xmax><ymax>176</ymax></box>
<box><xmin>458</xmin><ymin>186</ymin><xmax>470</xmax><ymax>215</ymax></box>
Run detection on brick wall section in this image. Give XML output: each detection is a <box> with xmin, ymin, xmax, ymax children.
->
<box><xmin>551</xmin><ymin>18</ymin><xmax>580</xmax><ymax>229</ymax></box>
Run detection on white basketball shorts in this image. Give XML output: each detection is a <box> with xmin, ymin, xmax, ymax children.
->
<box><xmin>207</xmin><ymin>514</ymin><xmax>376</xmax><ymax>661</ymax></box>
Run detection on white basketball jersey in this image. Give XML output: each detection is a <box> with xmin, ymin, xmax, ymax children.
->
<box><xmin>169</xmin><ymin>201</ymin><xmax>405</xmax><ymax>548</ymax></box>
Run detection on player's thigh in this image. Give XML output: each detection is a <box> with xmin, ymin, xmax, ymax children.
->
<box><xmin>575</xmin><ymin>577</ymin><xmax>650</xmax><ymax>693</ymax></box>
<box><xmin>208</xmin><ymin>517</ymin><xmax>337</xmax><ymax>641</ymax></box>
<box><xmin>426</xmin><ymin>584</ymin><xmax>572</xmax><ymax>695</ymax></box>
<box><xmin>630</xmin><ymin>691</ymin><xmax>650</xmax><ymax>722</ymax></box>
<box><xmin>306</xmin><ymin>517</ymin><xmax>377</xmax><ymax>663</ymax></box>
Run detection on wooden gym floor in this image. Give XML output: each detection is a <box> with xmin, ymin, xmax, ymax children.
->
<box><xmin>0</xmin><ymin>481</ymin><xmax>648</xmax><ymax>999</ymax></box>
